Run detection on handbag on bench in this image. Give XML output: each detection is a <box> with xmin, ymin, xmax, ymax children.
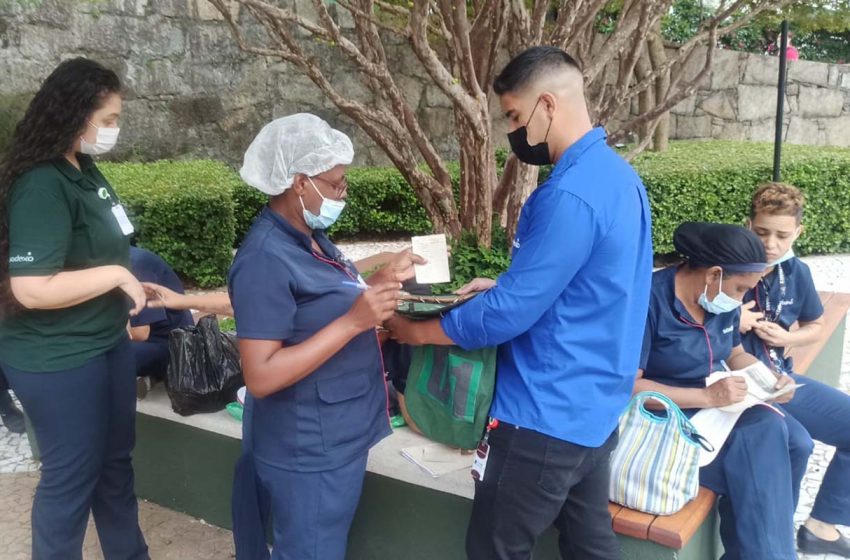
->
<box><xmin>608</xmin><ymin>391</ymin><xmax>711</xmax><ymax>515</ymax></box>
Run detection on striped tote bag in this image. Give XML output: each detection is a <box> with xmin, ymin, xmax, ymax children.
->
<box><xmin>608</xmin><ymin>392</ymin><xmax>706</xmax><ymax>515</ymax></box>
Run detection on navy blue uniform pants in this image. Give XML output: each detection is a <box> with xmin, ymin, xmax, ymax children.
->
<box><xmin>782</xmin><ymin>372</ymin><xmax>850</xmax><ymax>526</ymax></box>
<box><xmin>700</xmin><ymin>406</ymin><xmax>809</xmax><ymax>560</ymax></box>
<box><xmin>3</xmin><ymin>338</ymin><xmax>148</xmax><ymax>560</ymax></box>
<box><xmin>236</xmin><ymin>452</ymin><xmax>369</xmax><ymax>560</ymax></box>
<box><xmin>131</xmin><ymin>339</ymin><xmax>169</xmax><ymax>381</ymax></box>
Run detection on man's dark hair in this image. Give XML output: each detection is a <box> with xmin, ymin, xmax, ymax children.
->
<box><xmin>493</xmin><ymin>46</ymin><xmax>582</xmax><ymax>95</ymax></box>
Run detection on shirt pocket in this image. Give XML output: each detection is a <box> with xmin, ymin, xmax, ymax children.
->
<box><xmin>316</xmin><ymin>370</ymin><xmax>374</xmax><ymax>451</ymax></box>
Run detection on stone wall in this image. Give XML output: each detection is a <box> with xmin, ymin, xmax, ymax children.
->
<box><xmin>2</xmin><ymin>1</ymin><xmax>850</xmax><ymax>168</ymax></box>
<box><xmin>671</xmin><ymin>48</ymin><xmax>850</xmax><ymax>146</ymax></box>
<box><xmin>0</xmin><ymin>0</ymin><xmax>457</xmax><ymax>166</ymax></box>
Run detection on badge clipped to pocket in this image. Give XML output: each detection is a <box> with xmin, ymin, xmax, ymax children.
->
<box><xmin>470</xmin><ymin>418</ymin><xmax>499</xmax><ymax>483</ymax></box>
<box><xmin>470</xmin><ymin>440</ymin><xmax>490</xmax><ymax>483</ymax></box>
<box><xmin>111</xmin><ymin>204</ymin><xmax>134</xmax><ymax>236</ymax></box>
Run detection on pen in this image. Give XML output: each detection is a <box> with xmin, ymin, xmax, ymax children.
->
<box><xmin>342</xmin><ymin>281</ymin><xmax>368</xmax><ymax>290</ymax></box>
<box><xmin>720</xmin><ymin>360</ymin><xmax>731</xmax><ymax>372</ymax></box>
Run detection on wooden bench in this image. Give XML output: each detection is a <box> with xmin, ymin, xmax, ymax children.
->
<box><xmin>787</xmin><ymin>291</ymin><xmax>850</xmax><ymax>386</ymax></box>
<box><xmin>607</xmin><ymin>291</ymin><xmax>850</xmax><ymax>559</ymax></box>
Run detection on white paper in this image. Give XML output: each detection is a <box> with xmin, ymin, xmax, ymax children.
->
<box><xmin>400</xmin><ymin>443</ymin><xmax>472</xmax><ymax>478</ymax></box>
<box><xmin>692</xmin><ymin>365</ymin><xmax>801</xmax><ymax>467</ymax></box>
<box><xmin>411</xmin><ymin>234</ymin><xmax>451</xmax><ymax>284</ymax></box>
<box><xmin>690</xmin><ymin>407</ymin><xmax>742</xmax><ymax>467</ymax></box>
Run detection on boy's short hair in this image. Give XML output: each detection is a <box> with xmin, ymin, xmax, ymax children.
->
<box><xmin>750</xmin><ymin>182</ymin><xmax>805</xmax><ymax>223</ymax></box>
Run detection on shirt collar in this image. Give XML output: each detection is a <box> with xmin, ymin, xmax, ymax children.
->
<box><xmin>663</xmin><ymin>264</ymin><xmax>731</xmax><ymax>326</ymax></box>
<box><xmin>260</xmin><ymin>206</ymin><xmax>344</xmax><ymax>262</ymax></box>
<box><xmin>549</xmin><ymin>127</ymin><xmax>607</xmax><ymax>179</ymax></box>
<box><xmin>52</xmin><ymin>154</ymin><xmax>96</xmax><ymax>185</ymax></box>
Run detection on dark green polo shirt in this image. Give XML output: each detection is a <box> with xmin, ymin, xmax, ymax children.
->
<box><xmin>0</xmin><ymin>155</ymin><xmax>131</xmax><ymax>372</ymax></box>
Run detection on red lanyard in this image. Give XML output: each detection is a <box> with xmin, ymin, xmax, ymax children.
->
<box><xmin>677</xmin><ymin>315</ymin><xmax>715</xmax><ymax>376</ymax></box>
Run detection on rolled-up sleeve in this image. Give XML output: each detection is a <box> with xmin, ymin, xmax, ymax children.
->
<box><xmin>441</xmin><ymin>188</ymin><xmax>596</xmax><ymax>350</ymax></box>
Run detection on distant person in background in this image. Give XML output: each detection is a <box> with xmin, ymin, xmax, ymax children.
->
<box><xmin>0</xmin><ymin>368</ymin><xmax>25</xmax><ymax>433</ymax></box>
<box><xmin>128</xmin><ymin>246</ymin><xmax>193</xmax><ymax>399</ymax></box>
<box><xmin>786</xmin><ymin>33</ymin><xmax>800</xmax><ymax>61</ymax></box>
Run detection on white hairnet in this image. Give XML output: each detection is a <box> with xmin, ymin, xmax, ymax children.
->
<box><xmin>239</xmin><ymin>113</ymin><xmax>355</xmax><ymax>195</ymax></box>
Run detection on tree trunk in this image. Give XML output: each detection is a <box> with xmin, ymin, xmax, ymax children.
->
<box><xmin>494</xmin><ymin>153</ymin><xmax>539</xmax><ymax>243</ymax></box>
<box><xmin>456</xmin><ymin>108</ymin><xmax>496</xmax><ymax>247</ymax></box>
<box><xmin>648</xmin><ymin>26</ymin><xmax>671</xmax><ymax>152</ymax></box>
<box><xmin>504</xmin><ymin>162</ymin><xmax>538</xmax><ymax>244</ymax></box>
<box><xmin>634</xmin><ymin>47</ymin><xmax>655</xmax><ymax>149</ymax></box>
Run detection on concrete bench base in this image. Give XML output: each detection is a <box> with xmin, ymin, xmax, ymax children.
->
<box><xmin>133</xmin><ymin>405</ymin><xmax>719</xmax><ymax>559</ymax></box>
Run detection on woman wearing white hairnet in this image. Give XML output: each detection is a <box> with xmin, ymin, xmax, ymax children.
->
<box><xmin>228</xmin><ymin>114</ymin><xmax>424</xmax><ymax>560</ymax></box>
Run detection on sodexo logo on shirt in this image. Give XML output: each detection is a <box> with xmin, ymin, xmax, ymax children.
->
<box><xmin>9</xmin><ymin>252</ymin><xmax>35</xmax><ymax>263</ymax></box>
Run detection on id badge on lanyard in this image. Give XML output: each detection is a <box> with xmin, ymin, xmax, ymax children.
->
<box><xmin>761</xmin><ymin>264</ymin><xmax>787</xmax><ymax>373</ymax></box>
<box><xmin>471</xmin><ymin>419</ymin><xmax>499</xmax><ymax>483</ymax></box>
<box><xmin>111</xmin><ymin>204</ymin><xmax>134</xmax><ymax>236</ymax></box>
<box><xmin>98</xmin><ymin>186</ymin><xmax>134</xmax><ymax>236</ymax></box>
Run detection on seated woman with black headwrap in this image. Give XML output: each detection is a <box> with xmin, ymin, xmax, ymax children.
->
<box><xmin>636</xmin><ymin>222</ymin><xmax>811</xmax><ymax>560</ymax></box>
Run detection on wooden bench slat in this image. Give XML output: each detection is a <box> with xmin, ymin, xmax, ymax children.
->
<box><xmin>787</xmin><ymin>292</ymin><xmax>850</xmax><ymax>374</ymax></box>
<box><xmin>611</xmin><ymin>505</ymin><xmax>656</xmax><ymax>540</ymax></box>
<box><xmin>608</xmin><ymin>502</ymin><xmax>622</xmax><ymax>520</ymax></box>
<box><xmin>646</xmin><ymin>487</ymin><xmax>717</xmax><ymax>549</ymax></box>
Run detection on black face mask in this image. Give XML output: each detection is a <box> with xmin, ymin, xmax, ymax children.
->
<box><xmin>507</xmin><ymin>98</ymin><xmax>553</xmax><ymax>166</ymax></box>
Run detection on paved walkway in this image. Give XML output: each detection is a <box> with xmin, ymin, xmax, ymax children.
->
<box><xmin>0</xmin><ymin>248</ymin><xmax>848</xmax><ymax>558</ymax></box>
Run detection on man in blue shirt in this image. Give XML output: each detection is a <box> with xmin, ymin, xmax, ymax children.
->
<box><xmin>389</xmin><ymin>46</ymin><xmax>653</xmax><ymax>559</ymax></box>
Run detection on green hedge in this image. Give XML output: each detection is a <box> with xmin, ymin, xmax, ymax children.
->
<box><xmin>98</xmin><ymin>141</ymin><xmax>850</xmax><ymax>288</ymax></box>
<box><xmin>101</xmin><ymin>160</ymin><xmax>239</xmax><ymax>288</ymax></box>
<box><xmin>633</xmin><ymin>141</ymin><xmax>850</xmax><ymax>256</ymax></box>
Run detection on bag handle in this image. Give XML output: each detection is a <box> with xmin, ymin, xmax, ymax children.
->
<box><xmin>628</xmin><ymin>391</ymin><xmax>713</xmax><ymax>452</ymax></box>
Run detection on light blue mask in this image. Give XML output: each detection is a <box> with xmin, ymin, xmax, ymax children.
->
<box><xmin>300</xmin><ymin>178</ymin><xmax>346</xmax><ymax>230</ymax></box>
<box><xmin>769</xmin><ymin>248</ymin><xmax>795</xmax><ymax>267</ymax></box>
<box><xmin>698</xmin><ymin>273</ymin><xmax>741</xmax><ymax>315</ymax></box>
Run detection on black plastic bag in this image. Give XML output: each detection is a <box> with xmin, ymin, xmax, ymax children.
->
<box><xmin>165</xmin><ymin>315</ymin><xmax>243</xmax><ymax>416</ymax></box>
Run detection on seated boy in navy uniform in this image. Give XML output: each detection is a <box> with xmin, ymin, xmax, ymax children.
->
<box><xmin>742</xmin><ymin>183</ymin><xmax>850</xmax><ymax>557</ymax></box>
<box><xmin>129</xmin><ymin>246</ymin><xmax>193</xmax><ymax>397</ymax></box>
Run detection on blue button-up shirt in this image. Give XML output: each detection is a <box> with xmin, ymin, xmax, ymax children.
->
<box><xmin>441</xmin><ymin>128</ymin><xmax>653</xmax><ymax>447</ymax></box>
<box><xmin>741</xmin><ymin>258</ymin><xmax>823</xmax><ymax>372</ymax></box>
<box><xmin>229</xmin><ymin>207</ymin><xmax>391</xmax><ymax>472</ymax></box>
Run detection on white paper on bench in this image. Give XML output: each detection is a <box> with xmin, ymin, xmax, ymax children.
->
<box><xmin>401</xmin><ymin>442</ymin><xmax>473</xmax><ymax>478</ymax></box>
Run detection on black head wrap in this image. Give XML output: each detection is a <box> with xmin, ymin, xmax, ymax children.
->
<box><xmin>673</xmin><ymin>222</ymin><xmax>766</xmax><ymax>273</ymax></box>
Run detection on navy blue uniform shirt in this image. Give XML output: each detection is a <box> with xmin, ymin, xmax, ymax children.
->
<box><xmin>441</xmin><ymin>127</ymin><xmax>653</xmax><ymax>447</ymax></box>
<box><xmin>229</xmin><ymin>207</ymin><xmax>390</xmax><ymax>472</ymax></box>
<box><xmin>641</xmin><ymin>266</ymin><xmax>742</xmax><ymax>389</ymax></box>
<box><xmin>129</xmin><ymin>247</ymin><xmax>193</xmax><ymax>340</ymax></box>
<box><xmin>742</xmin><ymin>258</ymin><xmax>823</xmax><ymax>373</ymax></box>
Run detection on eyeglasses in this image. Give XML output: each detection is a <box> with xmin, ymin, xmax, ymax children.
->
<box><xmin>312</xmin><ymin>176</ymin><xmax>348</xmax><ymax>198</ymax></box>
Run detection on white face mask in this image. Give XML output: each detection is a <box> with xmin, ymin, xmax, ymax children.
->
<box><xmin>80</xmin><ymin>121</ymin><xmax>120</xmax><ymax>155</ymax></box>
<box><xmin>769</xmin><ymin>248</ymin><xmax>795</xmax><ymax>267</ymax></box>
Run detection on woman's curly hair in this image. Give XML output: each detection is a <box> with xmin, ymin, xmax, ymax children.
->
<box><xmin>0</xmin><ymin>57</ymin><xmax>121</xmax><ymax>317</ymax></box>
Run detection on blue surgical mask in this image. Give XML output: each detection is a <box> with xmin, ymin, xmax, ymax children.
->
<box><xmin>300</xmin><ymin>178</ymin><xmax>346</xmax><ymax>230</ymax></box>
<box><xmin>769</xmin><ymin>248</ymin><xmax>795</xmax><ymax>267</ymax></box>
<box><xmin>698</xmin><ymin>272</ymin><xmax>742</xmax><ymax>315</ymax></box>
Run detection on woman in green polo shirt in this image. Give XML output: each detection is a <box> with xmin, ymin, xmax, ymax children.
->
<box><xmin>0</xmin><ymin>58</ymin><xmax>149</xmax><ymax>559</ymax></box>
